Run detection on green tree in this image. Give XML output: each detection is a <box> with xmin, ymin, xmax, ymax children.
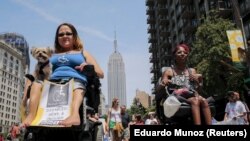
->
<box><xmin>189</xmin><ymin>10</ymin><xmax>245</xmax><ymax>98</ymax></box>
<box><xmin>127</xmin><ymin>98</ymin><xmax>147</xmax><ymax>118</ymax></box>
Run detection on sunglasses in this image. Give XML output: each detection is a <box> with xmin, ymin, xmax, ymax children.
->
<box><xmin>58</xmin><ymin>32</ymin><xmax>73</xmax><ymax>37</ymax></box>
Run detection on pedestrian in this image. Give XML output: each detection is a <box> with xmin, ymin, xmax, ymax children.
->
<box><xmin>10</xmin><ymin>123</ymin><xmax>20</xmax><ymax>141</ymax></box>
<box><xmin>234</xmin><ymin>91</ymin><xmax>250</xmax><ymax>124</ymax></box>
<box><xmin>0</xmin><ymin>134</ymin><xmax>4</xmax><ymax>141</ymax></box>
<box><xmin>107</xmin><ymin>98</ymin><xmax>123</xmax><ymax>141</ymax></box>
<box><xmin>223</xmin><ymin>91</ymin><xmax>248</xmax><ymax>125</ymax></box>
<box><xmin>120</xmin><ymin>105</ymin><xmax>130</xmax><ymax>141</ymax></box>
<box><xmin>145</xmin><ymin>112</ymin><xmax>158</xmax><ymax>125</ymax></box>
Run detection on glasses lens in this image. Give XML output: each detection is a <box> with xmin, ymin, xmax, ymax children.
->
<box><xmin>58</xmin><ymin>32</ymin><xmax>73</xmax><ymax>37</ymax></box>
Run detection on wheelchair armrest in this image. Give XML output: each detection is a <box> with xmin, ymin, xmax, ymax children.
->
<box><xmin>175</xmin><ymin>95</ymin><xmax>189</xmax><ymax>104</ymax></box>
<box><xmin>82</xmin><ymin>65</ymin><xmax>95</xmax><ymax>77</ymax></box>
<box><xmin>86</xmin><ymin>106</ymin><xmax>95</xmax><ymax>115</ymax></box>
<box><xmin>176</xmin><ymin>95</ymin><xmax>215</xmax><ymax>105</ymax></box>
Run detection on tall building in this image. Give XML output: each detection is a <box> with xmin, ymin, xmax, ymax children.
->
<box><xmin>107</xmin><ymin>33</ymin><xmax>126</xmax><ymax>107</ymax></box>
<box><xmin>0</xmin><ymin>33</ymin><xmax>30</xmax><ymax>133</ymax></box>
<box><xmin>135</xmin><ymin>89</ymin><xmax>153</xmax><ymax>109</ymax></box>
<box><xmin>146</xmin><ymin>0</ymin><xmax>250</xmax><ymax>94</ymax></box>
<box><xmin>0</xmin><ymin>33</ymin><xmax>30</xmax><ymax>72</ymax></box>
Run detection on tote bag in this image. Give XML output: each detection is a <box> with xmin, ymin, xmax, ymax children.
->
<box><xmin>163</xmin><ymin>95</ymin><xmax>181</xmax><ymax>118</ymax></box>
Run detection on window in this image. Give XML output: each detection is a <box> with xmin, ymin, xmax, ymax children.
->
<box><xmin>3</xmin><ymin>59</ymin><xmax>7</xmax><ymax>64</ymax></box>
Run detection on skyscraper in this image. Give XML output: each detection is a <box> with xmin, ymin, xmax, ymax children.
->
<box><xmin>107</xmin><ymin>33</ymin><xmax>126</xmax><ymax>107</ymax></box>
<box><xmin>0</xmin><ymin>33</ymin><xmax>30</xmax><ymax>132</ymax></box>
<box><xmin>145</xmin><ymin>0</ymin><xmax>249</xmax><ymax>95</ymax></box>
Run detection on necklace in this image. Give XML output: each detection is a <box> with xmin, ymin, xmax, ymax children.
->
<box><xmin>179</xmin><ymin>74</ymin><xmax>185</xmax><ymax>83</ymax></box>
<box><xmin>174</xmin><ymin>66</ymin><xmax>186</xmax><ymax>84</ymax></box>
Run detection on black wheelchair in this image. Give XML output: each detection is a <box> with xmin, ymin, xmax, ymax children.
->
<box><xmin>155</xmin><ymin>83</ymin><xmax>216</xmax><ymax>125</ymax></box>
<box><xmin>22</xmin><ymin>65</ymin><xmax>103</xmax><ymax>141</ymax></box>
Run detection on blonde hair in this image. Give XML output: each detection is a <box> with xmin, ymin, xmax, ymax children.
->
<box><xmin>111</xmin><ymin>98</ymin><xmax>119</xmax><ymax>107</ymax></box>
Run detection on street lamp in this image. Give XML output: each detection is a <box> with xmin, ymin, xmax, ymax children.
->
<box><xmin>230</xmin><ymin>0</ymin><xmax>250</xmax><ymax>75</ymax></box>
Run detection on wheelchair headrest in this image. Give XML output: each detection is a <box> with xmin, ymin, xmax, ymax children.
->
<box><xmin>206</xmin><ymin>96</ymin><xmax>215</xmax><ymax>103</ymax></box>
<box><xmin>161</xmin><ymin>67</ymin><xmax>171</xmax><ymax>75</ymax></box>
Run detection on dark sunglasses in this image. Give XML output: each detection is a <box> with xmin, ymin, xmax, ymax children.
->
<box><xmin>58</xmin><ymin>32</ymin><xmax>73</xmax><ymax>37</ymax></box>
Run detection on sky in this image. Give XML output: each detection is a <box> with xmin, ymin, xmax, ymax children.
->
<box><xmin>0</xmin><ymin>0</ymin><xmax>152</xmax><ymax>107</ymax></box>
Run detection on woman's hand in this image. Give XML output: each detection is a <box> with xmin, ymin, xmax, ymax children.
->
<box><xmin>189</xmin><ymin>73</ymin><xmax>201</xmax><ymax>82</ymax></box>
<box><xmin>189</xmin><ymin>73</ymin><xmax>203</xmax><ymax>86</ymax></box>
<box><xmin>75</xmin><ymin>62</ymin><xmax>88</xmax><ymax>72</ymax></box>
<box><xmin>160</xmin><ymin>77</ymin><xmax>171</xmax><ymax>87</ymax></box>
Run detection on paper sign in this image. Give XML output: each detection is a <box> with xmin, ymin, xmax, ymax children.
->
<box><xmin>31</xmin><ymin>79</ymin><xmax>74</xmax><ymax>127</ymax></box>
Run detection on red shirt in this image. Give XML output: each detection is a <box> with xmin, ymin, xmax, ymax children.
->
<box><xmin>11</xmin><ymin>126</ymin><xmax>20</xmax><ymax>139</ymax></box>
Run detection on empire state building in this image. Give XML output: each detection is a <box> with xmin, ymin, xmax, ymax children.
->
<box><xmin>107</xmin><ymin>33</ymin><xmax>126</xmax><ymax>107</ymax></box>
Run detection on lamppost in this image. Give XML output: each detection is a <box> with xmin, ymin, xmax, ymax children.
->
<box><xmin>230</xmin><ymin>0</ymin><xmax>246</xmax><ymax>45</ymax></box>
<box><xmin>230</xmin><ymin>0</ymin><xmax>250</xmax><ymax>75</ymax></box>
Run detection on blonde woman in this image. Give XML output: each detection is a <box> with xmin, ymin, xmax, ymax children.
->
<box><xmin>107</xmin><ymin>98</ymin><xmax>122</xmax><ymax>141</ymax></box>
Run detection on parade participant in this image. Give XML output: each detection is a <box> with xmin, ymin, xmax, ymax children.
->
<box><xmin>156</xmin><ymin>43</ymin><xmax>212</xmax><ymax>125</ymax></box>
<box><xmin>22</xmin><ymin>22</ymin><xmax>104</xmax><ymax>127</ymax></box>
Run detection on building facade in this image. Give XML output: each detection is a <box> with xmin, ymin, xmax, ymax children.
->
<box><xmin>0</xmin><ymin>42</ymin><xmax>27</xmax><ymax>133</ymax></box>
<box><xmin>0</xmin><ymin>33</ymin><xmax>30</xmax><ymax>133</ymax></box>
<box><xmin>135</xmin><ymin>89</ymin><xmax>153</xmax><ymax>109</ymax></box>
<box><xmin>0</xmin><ymin>33</ymin><xmax>30</xmax><ymax>72</ymax></box>
<box><xmin>146</xmin><ymin>0</ymin><xmax>250</xmax><ymax>94</ymax></box>
<box><xmin>107</xmin><ymin>34</ymin><xmax>127</xmax><ymax>107</ymax></box>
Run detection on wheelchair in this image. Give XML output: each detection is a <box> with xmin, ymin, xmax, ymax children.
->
<box><xmin>22</xmin><ymin>65</ymin><xmax>103</xmax><ymax>141</ymax></box>
<box><xmin>155</xmin><ymin>83</ymin><xmax>216</xmax><ymax>125</ymax></box>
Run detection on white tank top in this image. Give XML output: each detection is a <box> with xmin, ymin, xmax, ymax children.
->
<box><xmin>110</xmin><ymin>108</ymin><xmax>121</xmax><ymax>122</ymax></box>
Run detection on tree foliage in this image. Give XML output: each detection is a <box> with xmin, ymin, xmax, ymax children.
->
<box><xmin>127</xmin><ymin>98</ymin><xmax>147</xmax><ymax>118</ymax></box>
<box><xmin>189</xmin><ymin>10</ymin><xmax>246</xmax><ymax>98</ymax></box>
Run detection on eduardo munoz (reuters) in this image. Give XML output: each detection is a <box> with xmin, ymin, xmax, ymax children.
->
<box><xmin>133</xmin><ymin>128</ymin><xmax>246</xmax><ymax>138</ymax></box>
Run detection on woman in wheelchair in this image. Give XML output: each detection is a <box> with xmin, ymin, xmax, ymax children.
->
<box><xmin>156</xmin><ymin>43</ymin><xmax>212</xmax><ymax>125</ymax></box>
<box><xmin>22</xmin><ymin>22</ymin><xmax>104</xmax><ymax>127</ymax></box>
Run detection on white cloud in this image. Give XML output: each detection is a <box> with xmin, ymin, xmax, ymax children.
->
<box><xmin>12</xmin><ymin>0</ymin><xmax>113</xmax><ymax>42</ymax></box>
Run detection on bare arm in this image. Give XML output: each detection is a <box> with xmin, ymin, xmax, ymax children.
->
<box><xmin>224</xmin><ymin>112</ymin><xmax>229</xmax><ymax>121</ymax></box>
<box><xmin>189</xmin><ymin>68</ymin><xmax>203</xmax><ymax>92</ymax></box>
<box><xmin>156</xmin><ymin>68</ymin><xmax>172</xmax><ymax>92</ymax></box>
<box><xmin>107</xmin><ymin>109</ymin><xmax>111</xmax><ymax>130</ymax></box>
<box><xmin>22</xmin><ymin>79</ymin><xmax>32</xmax><ymax>106</ymax></box>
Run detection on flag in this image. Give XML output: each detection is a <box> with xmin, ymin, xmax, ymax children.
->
<box><xmin>226</xmin><ymin>30</ymin><xmax>245</xmax><ymax>62</ymax></box>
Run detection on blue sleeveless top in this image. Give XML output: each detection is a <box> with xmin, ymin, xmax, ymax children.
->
<box><xmin>49</xmin><ymin>52</ymin><xmax>87</xmax><ymax>85</ymax></box>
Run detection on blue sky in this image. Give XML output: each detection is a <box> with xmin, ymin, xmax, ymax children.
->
<box><xmin>0</xmin><ymin>0</ymin><xmax>152</xmax><ymax>107</ymax></box>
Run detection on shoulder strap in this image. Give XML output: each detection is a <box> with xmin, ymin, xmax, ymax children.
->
<box><xmin>170</xmin><ymin>65</ymin><xmax>176</xmax><ymax>76</ymax></box>
<box><xmin>82</xmin><ymin>49</ymin><xmax>87</xmax><ymax>61</ymax></box>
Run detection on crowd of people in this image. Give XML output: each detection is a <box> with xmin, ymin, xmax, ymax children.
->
<box><xmin>99</xmin><ymin>97</ymin><xmax>160</xmax><ymax>141</ymax></box>
<box><xmin>1</xmin><ymin>23</ymin><xmax>248</xmax><ymax>141</ymax></box>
